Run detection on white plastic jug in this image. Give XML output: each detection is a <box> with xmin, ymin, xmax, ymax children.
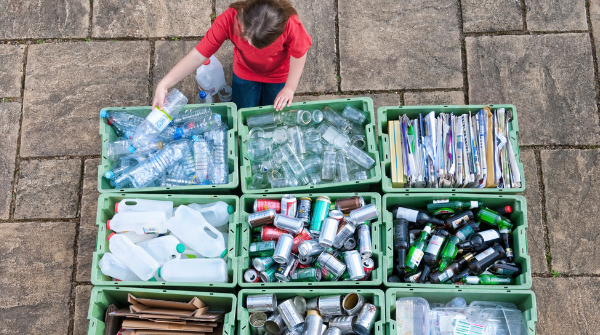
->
<box><xmin>167</xmin><ymin>205</ymin><xmax>226</xmax><ymax>258</ymax></box>
<box><xmin>118</xmin><ymin>231</ymin><xmax>157</xmax><ymax>244</ymax></box>
<box><xmin>115</xmin><ymin>199</ymin><xmax>174</xmax><ymax>218</ymax></box>
<box><xmin>188</xmin><ymin>201</ymin><xmax>233</xmax><ymax>227</ymax></box>
<box><xmin>107</xmin><ymin>211</ymin><xmax>168</xmax><ymax>234</ymax></box>
<box><xmin>158</xmin><ymin>258</ymin><xmax>228</xmax><ymax>283</ymax></box>
<box><xmin>137</xmin><ymin>235</ymin><xmax>185</xmax><ymax>266</ymax></box>
<box><xmin>196</xmin><ymin>56</ymin><xmax>226</xmax><ymax>97</ymax></box>
<box><xmin>108</xmin><ymin>233</ymin><xmax>160</xmax><ymax>281</ymax></box>
<box><xmin>99</xmin><ymin>252</ymin><xmax>142</xmax><ymax>281</ymax></box>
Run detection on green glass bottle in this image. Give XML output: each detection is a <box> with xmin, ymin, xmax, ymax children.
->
<box><xmin>438</xmin><ymin>223</ymin><xmax>477</xmax><ymax>272</ymax></box>
<box><xmin>461</xmin><ymin>274</ymin><xmax>513</xmax><ymax>285</ymax></box>
<box><xmin>477</xmin><ymin>208</ymin><xmax>513</xmax><ymax>231</ymax></box>
<box><xmin>405</xmin><ymin>223</ymin><xmax>433</xmax><ymax>271</ymax></box>
<box><xmin>427</xmin><ymin>200</ymin><xmax>483</xmax><ymax>216</ymax></box>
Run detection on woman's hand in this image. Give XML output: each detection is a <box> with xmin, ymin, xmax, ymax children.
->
<box><xmin>152</xmin><ymin>84</ymin><xmax>168</xmax><ymax>110</ymax></box>
<box><xmin>274</xmin><ymin>86</ymin><xmax>295</xmax><ymax>111</ymax></box>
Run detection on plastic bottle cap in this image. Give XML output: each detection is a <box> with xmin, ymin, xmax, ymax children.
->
<box><xmin>148</xmin><ymin>277</ymin><xmax>157</xmax><ymax>282</ymax></box>
<box><xmin>199</xmin><ymin>91</ymin><xmax>207</xmax><ymax>99</ymax></box>
<box><xmin>174</xmin><ymin>128</ymin><xmax>184</xmax><ymax>140</ymax></box>
<box><xmin>104</xmin><ymin>171</ymin><xmax>114</xmax><ymax>179</ymax></box>
<box><xmin>176</xmin><ymin>244</ymin><xmax>186</xmax><ymax>253</ymax></box>
<box><xmin>504</xmin><ymin>206</ymin><xmax>512</xmax><ymax>214</ymax></box>
<box><xmin>220</xmin><ymin>250</ymin><xmax>228</xmax><ymax>258</ymax></box>
<box><xmin>192</xmin><ymin>135</ymin><xmax>199</xmax><ymax>142</ymax></box>
<box><xmin>107</xmin><ymin>232</ymin><xmax>116</xmax><ymax>240</ymax></box>
<box><xmin>203</xmin><ymin>59</ymin><xmax>211</xmax><ymax>66</ymax></box>
<box><xmin>157</xmin><ymin>268</ymin><xmax>162</xmax><ymax>277</ymax></box>
<box><xmin>100</xmin><ymin>110</ymin><xmax>107</xmax><ymax>118</ymax></box>
<box><xmin>106</xmin><ymin>220</ymin><xmax>111</xmax><ymax>230</ymax></box>
<box><xmin>227</xmin><ymin>205</ymin><xmax>234</xmax><ymax>214</ymax></box>
<box><xmin>114</xmin><ymin>203</ymin><xmax>119</xmax><ymax>213</ymax></box>
<box><xmin>156</xmin><ymin>141</ymin><xmax>164</xmax><ymax>150</ymax></box>
<box><xmin>128</xmin><ymin>146</ymin><xmax>136</xmax><ymax>154</ymax></box>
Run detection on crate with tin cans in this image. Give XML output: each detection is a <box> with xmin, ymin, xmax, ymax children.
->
<box><xmin>238</xmin><ymin>289</ymin><xmax>385</xmax><ymax>335</ymax></box>
<box><xmin>238</xmin><ymin>193</ymin><xmax>383</xmax><ymax>287</ymax></box>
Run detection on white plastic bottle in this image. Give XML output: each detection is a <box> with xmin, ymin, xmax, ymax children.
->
<box><xmin>196</xmin><ymin>56</ymin><xmax>226</xmax><ymax>97</ymax></box>
<box><xmin>167</xmin><ymin>205</ymin><xmax>226</xmax><ymax>258</ymax></box>
<box><xmin>158</xmin><ymin>258</ymin><xmax>228</xmax><ymax>283</ymax></box>
<box><xmin>118</xmin><ymin>231</ymin><xmax>157</xmax><ymax>244</ymax></box>
<box><xmin>107</xmin><ymin>211</ymin><xmax>168</xmax><ymax>234</ymax></box>
<box><xmin>136</xmin><ymin>235</ymin><xmax>185</xmax><ymax>266</ymax></box>
<box><xmin>98</xmin><ymin>252</ymin><xmax>142</xmax><ymax>281</ymax></box>
<box><xmin>107</xmin><ymin>233</ymin><xmax>160</xmax><ymax>281</ymax></box>
<box><xmin>187</xmin><ymin>201</ymin><xmax>233</xmax><ymax>227</ymax></box>
<box><xmin>115</xmin><ymin>199</ymin><xmax>174</xmax><ymax>218</ymax></box>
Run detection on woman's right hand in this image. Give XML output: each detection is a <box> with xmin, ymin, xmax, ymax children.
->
<box><xmin>152</xmin><ymin>84</ymin><xmax>168</xmax><ymax>110</ymax></box>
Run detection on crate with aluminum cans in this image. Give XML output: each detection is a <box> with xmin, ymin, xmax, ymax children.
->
<box><xmin>238</xmin><ymin>193</ymin><xmax>383</xmax><ymax>287</ymax></box>
<box><xmin>238</xmin><ymin>289</ymin><xmax>385</xmax><ymax>335</ymax></box>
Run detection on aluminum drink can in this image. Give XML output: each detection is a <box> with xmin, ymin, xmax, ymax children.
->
<box><xmin>291</xmin><ymin>229</ymin><xmax>312</xmax><ymax>254</ymax></box>
<box><xmin>343</xmin><ymin>237</ymin><xmax>357</xmax><ymax>251</ymax></box>
<box><xmin>348</xmin><ymin>204</ymin><xmax>379</xmax><ymax>225</ymax></box>
<box><xmin>317</xmin><ymin>252</ymin><xmax>346</xmax><ymax>280</ymax></box>
<box><xmin>318</xmin><ymin>295</ymin><xmax>343</xmax><ymax>316</ymax></box>
<box><xmin>290</xmin><ymin>267</ymin><xmax>321</xmax><ymax>282</ymax></box>
<box><xmin>245</xmin><ymin>268</ymin><xmax>261</xmax><ymax>283</ymax></box>
<box><xmin>316</xmin><ymin>263</ymin><xmax>337</xmax><ymax>281</ymax></box>
<box><xmin>309</xmin><ymin>196</ymin><xmax>331</xmax><ymax>236</ymax></box>
<box><xmin>357</xmin><ymin>225</ymin><xmax>372</xmax><ymax>258</ymax></box>
<box><xmin>298</xmin><ymin>255</ymin><xmax>315</xmax><ymax>265</ymax></box>
<box><xmin>298</xmin><ymin>239</ymin><xmax>325</xmax><ymax>257</ymax></box>
<box><xmin>328</xmin><ymin>210</ymin><xmax>345</xmax><ymax>224</ymax></box>
<box><xmin>262</xmin><ymin>226</ymin><xmax>286</xmax><ymax>241</ymax></box>
<box><xmin>332</xmin><ymin>222</ymin><xmax>356</xmax><ymax>249</ymax></box>
<box><xmin>335</xmin><ymin>196</ymin><xmax>365</xmax><ymax>214</ymax></box>
<box><xmin>274</xmin><ymin>214</ymin><xmax>304</xmax><ymax>235</ymax></box>
<box><xmin>259</xmin><ymin>264</ymin><xmax>278</xmax><ymax>282</ymax></box>
<box><xmin>319</xmin><ymin>217</ymin><xmax>340</xmax><ymax>248</ymax></box>
<box><xmin>247</xmin><ymin>294</ymin><xmax>277</xmax><ymax>312</ymax></box>
<box><xmin>250</xmin><ymin>241</ymin><xmax>277</xmax><ymax>257</ymax></box>
<box><xmin>281</xmin><ymin>195</ymin><xmax>298</xmax><ymax>217</ymax></box>
<box><xmin>352</xmin><ymin>304</ymin><xmax>379</xmax><ymax>335</ymax></box>
<box><xmin>297</xmin><ymin>197</ymin><xmax>312</xmax><ymax>224</ymax></box>
<box><xmin>273</xmin><ymin>233</ymin><xmax>294</xmax><ymax>264</ymax></box>
<box><xmin>344</xmin><ymin>250</ymin><xmax>365</xmax><ymax>280</ymax></box>
<box><xmin>361</xmin><ymin>257</ymin><xmax>375</xmax><ymax>281</ymax></box>
<box><xmin>275</xmin><ymin>255</ymin><xmax>299</xmax><ymax>282</ymax></box>
<box><xmin>253</xmin><ymin>256</ymin><xmax>275</xmax><ymax>272</ymax></box>
<box><xmin>254</xmin><ymin>199</ymin><xmax>281</xmax><ymax>213</ymax></box>
<box><xmin>249</xmin><ymin>209</ymin><xmax>277</xmax><ymax>228</ymax></box>
<box><xmin>297</xmin><ymin>262</ymin><xmax>311</xmax><ymax>269</ymax></box>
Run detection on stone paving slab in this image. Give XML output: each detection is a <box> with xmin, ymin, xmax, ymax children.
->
<box><xmin>541</xmin><ymin>149</ymin><xmax>600</xmax><ymax>275</ymax></box>
<box><xmin>467</xmin><ymin>33</ymin><xmax>600</xmax><ymax>146</ymax></box>
<box><xmin>74</xmin><ymin>285</ymin><xmax>92</xmax><ymax>335</ymax></box>
<box><xmin>77</xmin><ymin>159</ymin><xmax>100</xmax><ymax>282</ymax></box>
<box><xmin>461</xmin><ymin>0</ymin><xmax>523</xmax><ymax>32</ymax></box>
<box><xmin>0</xmin><ymin>103</ymin><xmax>21</xmax><ymax>220</ymax></box>
<box><xmin>14</xmin><ymin>159</ymin><xmax>81</xmax><ymax>220</ymax></box>
<box><xmin>339</xmin><ymin>0</ymin><xmax>463</xmax><ymax>91</ymax></box>
<box><xmin>0</xmin><ymin>45</ymin><xmax>25</xmax><ymax>97</ymax></box>
<box><xmin>404</xmin><ymin>91</ymin><xmax>465</xmax><ymax>106</ymax></box>
<box><xmin>0</xmin><ymin>221</ymin><xmax>76</xmax><ymax>334</ymax></box>
<box><xmin>21</xmin><ymin>41</ymin><xmax>150</xmax><ymax>157</ymax></box>
<box><xmin>590</xmin><ymin>0</ymin><xmax>600</xmax><ymax>71</ymax></box>
<box><xmin>0</xmin><ymin>0</ymin><xmax>89</xmax><ymax>39</ymax></box>
<box><xmin>154</xmin><ymin>40</ymin><xmax>201</xmax><ymax>102</ymax></box>
<box><xmin>533</xmin><ymin>277</ymin><xmax>600</xmax><ymax>334</ymax></box>
<box><xmin>526</xmin><ymin>0</ymin><xmax>588</xmax><ymax>32</ymax></box>
<box><xmin>92</xmin><ymin>0</ymin><xmax>212</xmax><ymax>38</ymax></box>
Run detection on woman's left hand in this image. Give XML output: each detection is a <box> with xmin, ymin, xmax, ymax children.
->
<box><xmin>274</xmin><ymin>86</ymin><xmax>295</xmax><ymax>111</ymax></box>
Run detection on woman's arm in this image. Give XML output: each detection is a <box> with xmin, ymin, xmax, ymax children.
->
<box><xmin>153</xmin><ymin>49</ymin><xmax>208</xmax><ymax>109</ymax></box>
<box><xmin>274</xmin><ymin>53</ymin><xmax>307</xmax><ymax>111</ymax></box>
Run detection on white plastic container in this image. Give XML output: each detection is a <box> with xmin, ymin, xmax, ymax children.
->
<box><xmin>115</xmin><ymin>199</ymin><xmax>174</xmax><ymax>218</ymax></box>
<box><xmin>107</xmin><ymin>233</ymin><xmax>160</xmax><ymax>281</ymax></box>
<box><xmin>107</xmin><ymin>211</ymin><xmax>168</xmax><ymax>234</ymax></box>
<box><xmin>196</xmin><ymin>56</ymin><xmax>227</xmax><ymax>97</ymax></box>
<box><xmin>118</xmin><ymin>231</ymin><xmax>158</xmax><ymax>244</ymax></box>
<box><xmin>137</xmin><ymin>235</ymin><xmax>185</xmax><ymax>266</ymax></box>
<box><xmin>158</xmin><ymin>258</ymin><xmax>228</xmax><ymax>283</ymax></box>
<box><xmin>188</xmin><ymin>201</ymin><xmax>233</xmax><ymax>227</ymax></box>
<box><xmin>167</xmin><ymin>205</ymin><xmax>226</xmax><ymax>258</ymax></box>
<box><xmin>98</xmin><ymin>252</ymin><xmax>142</xmax><ymax>281</ymax></box>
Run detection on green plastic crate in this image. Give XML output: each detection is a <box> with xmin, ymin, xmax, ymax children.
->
<box><xmin>87</xmin><ymin>286</ymin><xmax>236</xmax><ymax>335</ymax></box>
<box><xmin>377</xmin><ymin>104</ymin><xmax>525</xmax><ymax>194</ymax></box>
<box><xmin>238</xmin><ymin>193</ymin><xmax>383</xmax><ymax>287</ymax></box>
<box><xmin>382</xmin><ymin>193</ymin><xmax>532</xmax><ymax>290</ymax></box>
<box><xmin>386</xmin><ymin>288</ymin><xmax>537</xmax><ymax>335</ymax></box>
<box><xmin>238</xmin><ymin>98</ymin><xmax>381</xmax><ymax>193</ymax></box>
<box><xmin>98</xmin><ymin>102</ymin><xmax>239</xmax><ymax>193</ymax></box>
<box><xmin>238</xmin><ymin>289</ymin><xmax>385</xmax><ymax>335</ymax></box>
<box><xmin>91</xmin><ymin>193</ymin><xmax>239</xmax><ymax>289</ymax></box>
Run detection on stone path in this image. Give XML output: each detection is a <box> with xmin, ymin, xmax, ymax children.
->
<box><xmin>0</xmin><ymin>0</ymin><xmax>598</xmax><ymax>334</ymax></box>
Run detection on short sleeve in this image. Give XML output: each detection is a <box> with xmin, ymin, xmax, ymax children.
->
<box><xmin>285</xmin><ymin>15</ymin><xmax>313</xmax><ymax>58</ymax></box>
<box><xmin>196</xmin><ymin>8</ymin><xmax>237</xmax><ymax>58</ymax></box>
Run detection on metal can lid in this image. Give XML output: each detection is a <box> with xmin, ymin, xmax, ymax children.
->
<box><xmin>362</xmin><ymin>258</ymin><xmax>374</xmax><ymax>268</ymax></box>
<box><xmin>329</xmin><ymin>210</ymin><xmax>344</xmax><ymax>220</ymax></box>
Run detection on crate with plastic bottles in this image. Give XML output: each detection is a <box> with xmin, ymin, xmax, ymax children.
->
<box><xmin>91</xmin><ymin>193</ymin><xmax>239</xmax><ymax>289</ymax></box>
<box><xmin>238</xmin><ymin>97</ymin><xmax>381</xmax><ymax>193</ymax></box>
<box><xmin>98</xmin><ymin>88</ymin><xmax>239</xmax><ymax>193</ymax></box>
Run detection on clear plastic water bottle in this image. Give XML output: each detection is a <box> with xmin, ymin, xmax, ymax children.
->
<box><xmin>99</xmin><ymin>252</ymin><xmax>142</xmax><ymax>281</ymax></box>
<box><xmin>137</xmin><ymin>235</ymin><xmax>185</xmax><ymax>266</ymax></box>
<box><xmin>192</xmin><ymin>135</ymin><xmax>213</xmax><ymax>185</ymax></box>
<box><xmin>321</xmin><ymin>144</ymin><xmax>337</xmax><ymax>181</ymax></box>
<box><xmin>158</xmin><ymin>258</ymin><xmax>228</xmax><ymax>283</ymax></box>
<box><xmin>107</xmin><ymin>211</ymin><xmax>169</xmax><ymax>234</ymax></box>
<box><xmin>104</xmin><ymin>158</ymin><xmax>137</xmax><ymax>180</ymax></box>
<box><xmin>280</xmin><ymin>143</ymin><xmax>310</xmax><ymax>185</ymax></box>
<box><xmin>208</xmin><ymin>126</ymin><xmax>229</xmax><ymax>185</ymax></box>
<box><xmin>180</xmin><ymin>149</ymin><xmax>196</xmax><ymax>176</ymax></box>
<box><xmin>111</xmin><ymin>173</ymin><xmax>132</xmax><ymax>189</ymax></box>
<box><xmin>336</xmin><ymin>152</ymin><xmax>350</xmax><ymax>182</ymax></box>
<box><xmin>125</xmin><ymin>140</ymin><xmax>192</xmax><ymax>189</ymax></box>
<box><xmin>195</xmin><ymin>91</ymin><xmax>214</xmax><ymax>104</ymax></box>
<box><xmin>167</xmin><ymin>205</ymin><xmax>226</xmax><ymax>258</ymax></box>
<box><xmin>172</xmin><ymin>114</ymin><xmax>222</xmax><ymax>140</ymax></box>
<box><xmin>187</xmin><ymin>201</ymin><xmax>233</xmax><ymax>228</ymax></box>
<box><xmin>101</xmin><ymin>110</ymin><xmax>144</xmax><ymax>138</ymax></box>
<box><xmin>130</xmin><ymin>88</ymin><xmax>188</xmax><ymax>150</ymax></box>
<box><xmin>108</xmin><ymin>139</ymin><xmax>163</xmax><ymax>159</ymax></box>
<box><xmin>114</xmin><ymin>198</ymin><xmax>173</xmax><ymax>218</ymax></box>
<box><xmin>107</xmin><ymin>233</ymin><xmax>160</xmax><ymax>281</ymax></box>
<box><xmin>342</xmin><ymin>105</ymin><xmax>368</xmax><ymax>125</ymax></box>
<box><xmin>173</xmin><ymin>107</ymin><xmax>212</xmax><ymax>126</ymax></box>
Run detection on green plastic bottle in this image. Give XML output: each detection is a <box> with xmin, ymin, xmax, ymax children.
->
<box><xmin>405</xmin><ymin>223</ymin><xmax>433</xmax><ymax>271</ymax></box>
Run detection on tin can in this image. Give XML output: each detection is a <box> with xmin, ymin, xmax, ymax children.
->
<box><xmin>329</xmin><ymin>316</ymin><xmax>356</xmax><ymax>335</ymax></box>
<box><xmin>348</xmin><ymin>204</ymin><xmax>379</xmax><ymax>225</ymax></box>
<box><xmin>335</xmin><ymin>196</ymin><xmax>365</xmax><ymax>214</ymax></box>
<box><xmin>324</xmin><ymin>327</ymin><xmax>342</xmax><ymax>335</ymax></box>
<box><xmin>319</xmin><ymin>217</ymin><xmax>340</xmax><ymax>248</ymax></box>
<box><xmin>352</xmin><ymin>304</ymin><xmax>379</xmax><ymax>335</ymax></box>
<box><xmin>291</xmin><ymin>229</ymin><xmax>313</xmax><ymax>254</ymax></box>
<box><xmin>306</xmin><ymin>298</ymin><xmax>319</xmax><ymax>311</ymax></box>
<box><xmin>273</xmin><ymin>233</ymin><xmax>294</xmax><ymax>264</ymax></box>
<box><xmin>250</xmin><ymin>241</ymin><xmax>277</xmax><ymax>257</ymax></box>
<box><xmin>309</xmin><ymin>196</ymin><xmax>331</xmax><ymax>236</ymax></box>
<box><xmin>249</xmin><ymin>209</ymin><xmax>277</xmax><ymax>228</ymax></box>
<box><xmin>254</xmin><ymin>199</ymin><xmax>281</xmax><ymax>213</ymax></box>
<box><xmin>245</xmin><ymin>268</ymin><xmax>261</xmax><ymax>283</ymax></box>
<box><xmin>342</xmin><ymin>293</ymin><xmax>365</xmax><ymax>316</ymax></box>
<box><xmin>290</xmin><ymin>267</ymin><xmax>321</xmax><ymax>282</ymax></box>
<box><xmin>318</xmin><ymin>295</ymin><xmax>343</xmax><ymax>316</ymax></box>
<box><xmin>332</xmin><ymin>222</ymin><xmax>356</xmax><ymax>249</ymax></box>
<box><xmin>320</xmin><ymin>324</ymin><xmax>328</xmax><ymax>335</ymax></box>
<box><xmin>278</xmin><ymin>299</ymin><xmax>304</xmax><ymax>331</ymax></box>
<box><xmin>303</xmin><ymin>312</ymin><xmax>323</xmax><ymax>335</ymax></box>
<box><xmin>293</xmin><ymin>296</ymin><xmax>307</xmax><ymax>315</ymax></box>
<box><xmin>281</xmin><ymin>195</ymin><xmax>298</xmax><ymax>217</ymax></box>
<box><xmin>274</xmin><ymin>214</ymin><xmax>304</xmax><ymax>235</ymax></box>
<box><xmin>297</xmin><ymin>197</ymin><xmax>312</xmax><ymax>224</ymax></box>
<box><xmin>247</xmin><ymin>294</ymin><xmax>277</xmax><ymax>312</ymax></box>
<box><xmin>275</xmin><ymin>255</ymin><xmax>299</xmax><ymax>282</ymax></box>
<box><xmin>265</xmin><ymin>312</ymin><xmax>286</xmax><ymax>335</ymax></box>
<box><xmin>317</xmin><ymin>252</ymin><xmax>346</xmax><ymax>280</ymax></box>
<box><xmin>344</xmin><ymin>250</ymin><xmax>365</xmax><ymax>280</ymax></box>
<box><xmin>298</xmin><ymin>240</ymin><xmax>325</xmax><ymax>257</ymax></box>
<box><xmin>298</xmin><ymin>255</ymin><xmax>315</xmax><ymax>265</ymax></box>
<box><xmin>250</xmin><ymin>312</ymin><xmax>268</xmax><ymax>335</ymax></box>
<box><xmin>253</xmin><ymin>256</ymin><xmax>275</xmax><ymax>272</ymax></box>
<box><xmin>259</xmin><ymin>264</ymin><xmax>278</xmax><ymax>282</ymax></box>
<box><xmin>361</xmin><ymin>257</ymin><xmax>374</xmax><ymax>281</ymax></box>
<box><xmin>357</xmin><ymin>225</ymin><xmax>372</xmax><ymax>258</ymax></box>
<box><xmin>262</xmin><ymin>226</ymin><xmax>286</xmax><ymax>241</ymax></box>
<box><xmin>343</xmin><ymin>237</ymin><xmax>357</xmax><ymax>250</ymax></box>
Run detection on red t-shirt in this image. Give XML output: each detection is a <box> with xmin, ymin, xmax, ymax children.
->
<box><xmin>196</xmin><ymin>7</ymin><xmax>312</xmax><ymax>83</ymax></box>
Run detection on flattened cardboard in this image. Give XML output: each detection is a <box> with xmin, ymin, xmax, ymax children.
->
<box><xmin>130</xmin><ymin>304</ymin><xmax>196</xmax><ymax>317</ymax></box>
<box><xmin>128</xmin><ymin>294</ymin><xmax>205</xmax><ymax>311</ymax></box>
<box><xmin>105</xmin><ymin>304</ymin><xmax>122</xmax><ymax>335</ymax></box>
<box><xmin>122</xmin><ymin>320</ymin><xmax>213</xmax><ymax>332</ymax></box>
<box><xmin>132</xmin><ymin>331</ymin><xmax>205</xmax><ymax>335</ymax></box>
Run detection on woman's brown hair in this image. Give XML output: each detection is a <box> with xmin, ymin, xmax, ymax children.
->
<box><xmin>229</xmin><ymin>0</ymin><xmax>297</xmax><ymax>49</ymax></box>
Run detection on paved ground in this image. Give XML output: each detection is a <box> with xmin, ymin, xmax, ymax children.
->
<box><xmin>0</xmin><ymin>0</ymin><xmax>599</xmax><ymax>334</ymax></box>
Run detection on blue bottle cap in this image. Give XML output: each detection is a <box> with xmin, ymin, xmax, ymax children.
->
<box><xmin>174</xmin><ymin>127</ymin><xmax>184</xmax><ymax>140</ymax></box>
<box><xmin>104</xmin><ymin>171</ymin><xmax>114</xmax><ymax>179</ymax></box>
<box><xmin>128</xmin><ymin>145</ymin><xmax>136</xmax><ymax>153</ymax></box>
<box><xmin>192</xmin><ymin>135</ymin><xmax>199</xmax><ymax>142</ymax></box>
<box><xmin>100</xmin><ymin>110</ymin><xmax>108</xmax><ymax>118</ymax></box>
<box><xmin>199</xmin><ymin>91</ymin><xmax>207</xmax><ymax>99</ymax></box>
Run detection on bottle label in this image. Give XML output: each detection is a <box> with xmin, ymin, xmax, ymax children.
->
<box><xmin>185</xmin><ymin>254</ymin><xmax>197</xmax><ymax>259</ymax></box>
<box><xmin>425</xmin><ymin>235</ymin><xmax>444</xmax><ymax>255</ymax></box>
<box><xmin>423</xmin><ymin>225</ymin><xmax>432</xmax><ymax>235</ymax></box>
<box><xmin>456</xmin><ymin>225</ymin><xmax>474</xmax><ymax>241</ymax></box>
<box><xmin>432</xmin><ymin>199</ymin><xmax>449</xmax><ymax>204</ymax></box>
<box><xmin>451</xmin><ymin>215</ymin><xmax>470</xmax><ymax>229</ymax></box>
<box><xmin>395</xmin><ymin>207</ymin><xmax>419</xmax><ymax>222</ymax></box>
<box><xmin>454</xmin><ymin>320</ymin><xmax>485</xmax><ymax>335</ymax></box>
<box><xmin>143</xmin><ymin>227</ymin><xmax>159</xmax><ymax>234</ymax></box>
<box><xmin>465</xmin><ymin>276</ymin><xmax>480</xmax><ymax>285</ymax></box>
<box><xmin>479</xmin><ymin>230</ymin><xmax>500</xmax><ymax>242</ymax></box>
<box><xmin>506</xmin><ymin>248</ymin><xmax>514</xmax><ymax>258</ymax></box>
<box><xmin>407</xmin><ymin>272</ymin><xmax>421</xmax><ymax>283</ymax></box>
<box><xmin>409</xmin><ymin>249</ymin><xmax>424</xmax><ymax>266</ymax></box>
<box><xmin>438</xmin><ymin>269</ymin><xmax>454</xmax><ymax>283</ymax></box>
<box><xmin>474</xmin><ymin>247</ymin><xmax>495</xmax><ymax>261</ymax></box>
<box><xmin>470</xmin><ymin>201</ymin><xmax>479</xmax><ymax>208</ymax></box>
<box><xmin>146</xmin><ymin>107</ymin><xmax>173</xmax><ymax>132</ymax></box>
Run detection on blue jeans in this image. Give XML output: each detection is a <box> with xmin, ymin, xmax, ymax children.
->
<box><xmin>232</xmin><ymin>73</ymin><xmax>286</xmax><ymax>109</ymax></box>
